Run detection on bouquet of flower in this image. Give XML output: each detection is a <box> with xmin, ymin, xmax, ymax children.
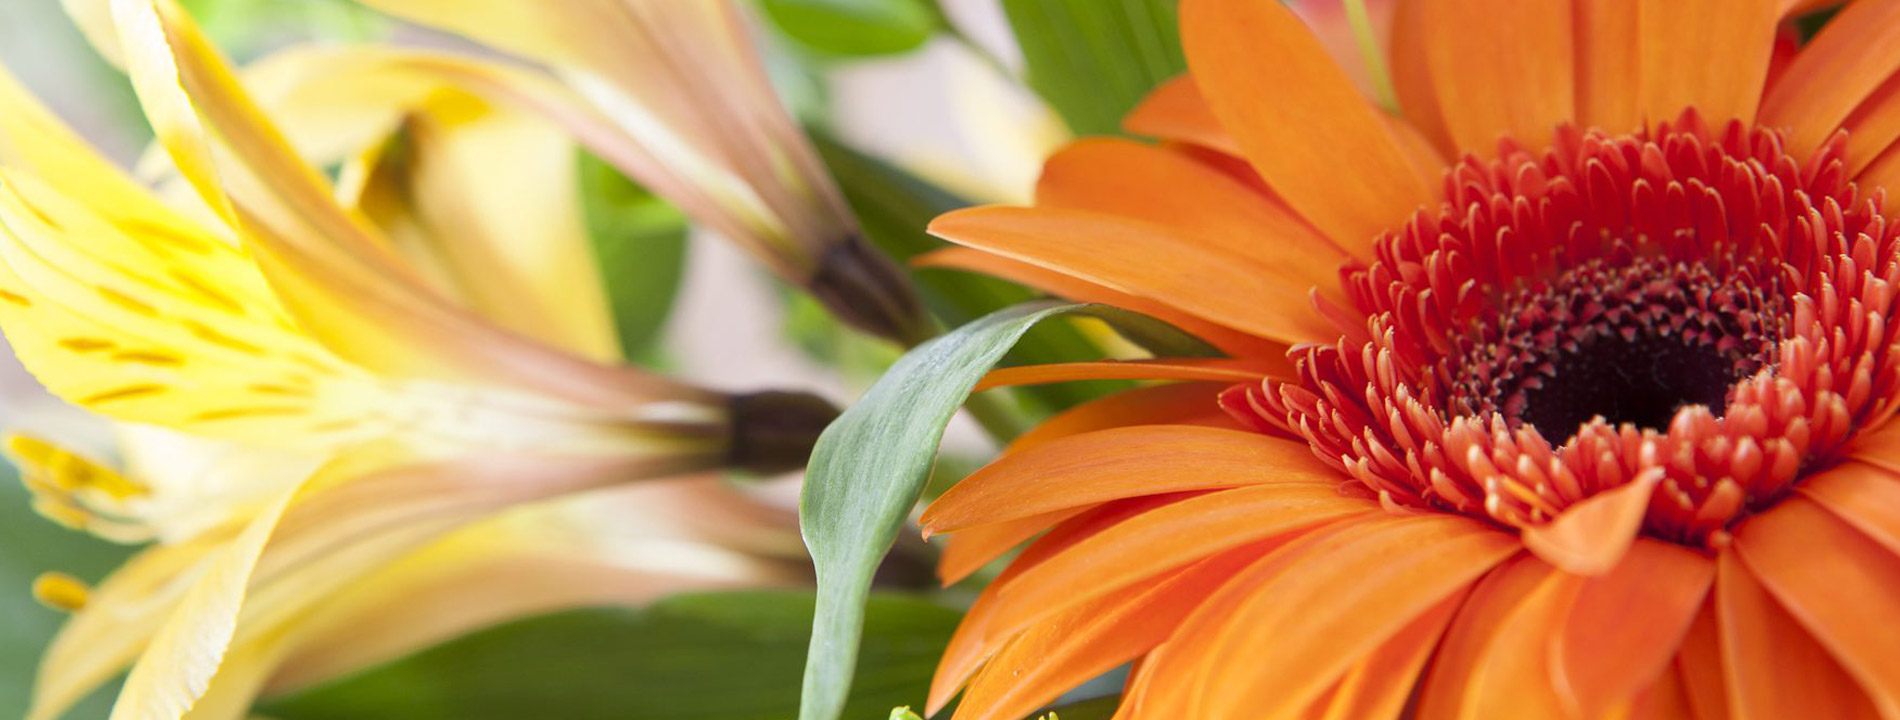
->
<box><xmin>1</xmin><ymin>0</ymin><xmax>1895</xmax><ymax>718</ymax></box>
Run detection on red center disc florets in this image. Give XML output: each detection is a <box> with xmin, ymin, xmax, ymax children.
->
<box><xmin>1224</xmin><ymin>110</ymin><xmax>1900</xmax><ymax>547</ymax></box>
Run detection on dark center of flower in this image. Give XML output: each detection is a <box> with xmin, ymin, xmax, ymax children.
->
<box><xmin>1446</xmin><ymin>257</ymin><xmax>1784</xmax><ymax>440</ymax></box>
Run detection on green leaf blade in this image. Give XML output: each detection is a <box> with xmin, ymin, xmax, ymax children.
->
<box><xmin>1002</xmin><ymin>0</ymin><xmax>1185</xmax><ymax>136</ymax></box>
<box><xmin>797</xmin><ymin>301</ymin><xmax>1215</xmax><ymax>720</ymax></box>
<box><xmin>758</xmin><ymin>0</ymin><xmax>943</xmax><ymax>57</ymax></box>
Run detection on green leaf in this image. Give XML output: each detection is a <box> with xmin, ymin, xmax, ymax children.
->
<box><xmin>798</xmin><ymin>301</ymin><xmax>1215</xmax><ymax>720</ymax></box>
<box><xmin>0</xmin><ymin>461</ymin><xmax>136</xmax><ymax>718</ymax></box>
<box><xmin>812</xmin><ymin>133</ymin><xmax>1126</xmax><ymax>415</ymax></box>
<box><xmin>264</xmin><ymin>590</ymin><xmax>959</xmax><ymax>720</ymax></box>
<box><xmin>757</xmin><ymin>0</ymin><xmax>943</xmax><ymax>57</ymax></box>
<box><xmin>578</xmin><ymin>152</ymin><xmax>691</xmax><ymax>363</ymax></box>
<box><xmin>1002</xmin><ymin>0</ymin><xmax>1186</xmax><ymax>136</ymax></box>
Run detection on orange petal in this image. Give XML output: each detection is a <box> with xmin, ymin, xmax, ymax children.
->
<box><xmin>1636</xmin><ymin>0</ymin><xmax>1780</xmax><ymax>125</ymax></box>
<box><xmin>1417</xmin><ymin>0</ymin><xmax>1575</xmax><ymax>154</ymax></box>
<box><xmin>1550</xmin><ymin>539</ymin><xmax>1715</xmax><ymax>719</ymax></box>
<box><xmin>1117</xmin><ymin>520</ymin><xmax>1369</xmax><ymax>718</ymax></box>
<box><xmin>1574</xmin><ymin>0</ymin><xmax>1643</xmax><ymax>134</ymax></box>
<box><xmin>1627</xmin><ymin>663</ymin><xmax>1695</xmax><ymax>720</ymax></box>
<box><xmin>1036</xmin><ymin>138</ymin><xmax>1350</xmax><ymax>268</ymax></box>
<box><xmin>916</xmin><ymin>246</ymin><xmax>1288</xmax><ymax>358</ymax></box>
<box><xmin>1197</xmin><ymin>514</ymin><xmax>1521</xmax><ymax>718</ymax></box>
<box><xmin>953</xmin><ymin>548</ymin><xmax>1263</xmax><ymax>720</ymax></box>
<box><xmin>1415</xmin><ymin>554</ymin><xmax>1579</xmax><ymax>720</ymax></box>
<box><xmin>1863</xmin><ymin>142</ymin><xmax>1900</xmax><ymax>216</ymax></box>
<box><xmin>1388</xmin><ymin>0</ymin><xmax>1455</xmax><ymax>156</ymax></box>
<box><xmin>1311</xmin><ymin>589</ymin><xmax>1468</xmax><ymax>720</ymax></box>
<box><xmin>1180</xmin><ymin>0</ymin><xmax>1433</xmax><ymax>250</ymax></box>
<box><xmin>1733</xmin><ymin>498</ymin><xmax>1900</xmax><ymax>718</ymax></box>
<box><xmin>1836</xmin><ymin>59</ymin><xmax>1900</xmax><ymax>177</ymax></box>
<box><xmin>1715</xmin><ymin>547</ymin><xmax>1884</xmax><ymax>720</ymax></box>
<box><xmin>929</xmin><ymin>206</ymin><xmax>1338</xmax><ymax>344</ymax></box>
<box><xmin>1675</xmin><ymin>602</ymin><xmax>1731</xmax><ymax>720</ymax></box>
<box><xmin>929</xmin><ymin>493</ymin><xmax>1203</xmax><ymax>713</ymax></box>
<box><xmin>936</xmin><ymin>508</ymin><xmax>1082</xmax><ymax>587</ymax></box>
<box><xmin>923</xmin><ymin>426</ymin><xmax>1333</xmax><ymax>536</ymax></box>
<box><xmin>979</xmin><ymin>484</ymin><xmax>1376</xmax><ymax>653</ymax></box>
<box><xmin>1758</xmin><ymin>0</ymin><xmax>1900</xmax><ymax>161</ymax></box>
<box><xmin>1123</xmin><ymin>75</ymin><xmax>1242</xmax><ymax>157</ymax></box>
<box><xmin>1521</xmin><ymin>472</ymin><xmax>1659</xmax><ymax>575</ymax></box>
<box><xmin>1003</xmin><ymin>382</ymin><xmax>1234</xmax><ymax>456</ymax></box>
<box><xmin>975</xmin><ymin>359</ymin><xmax>1287</xmax><ymax>393</ymax></box>
<box><xmin>1799</xmin><ymin>461</ymin><xmax>1900</xmax><ymax>556</ymax></box>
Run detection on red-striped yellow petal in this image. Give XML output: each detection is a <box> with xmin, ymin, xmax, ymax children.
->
<box><xmin>1733</xmin><ymin>498</ymin><xmax>1900</xmax><ymax>718</ymax></box>
<box><xmin>930</xmin><ymin>205</ymin><xmax>1338</xmax><ymax>344</ymax></box>
<box><xmin>1636</xmin><ymin>0</ymin><xmax>1779</xmax><ymax>125</ymax></box>
<box><xmin>1180</xmin><ymin>0</ymin><xmax>1433</xmax><ymax>250</ymax></box>
<box><xmin>1417</xmin><ymin>0</ymin><xmax>1574</xmax><ymax>154</ymax></box>
<box><xmin>1800</xmin><ymin>461</ymin><xmax>1900</xmax><ymax>556</ymax></box>
<box><xmin>1196</xmin><ymin>514</ymin><xmax>1520</xmax><ymax>718</ymax></box>
<box><xmin>924</xmin><ymin>426</ymin><xmax>1333</xmax><ymax>535</ymax></box>
<box><xmin>1123</xmin><ymin>75</ymin><xmax>1241</xmax><ymax>157</ymax></box>
<box><xmin>1416</xmin><ymin>554</ymin><xmax>1577</xmax><ymax>720</ymax></box>
<box><xmin>1758</xmin><ymin>0</ymin><xmax>1900</xmax><ymax>160</ymax></box>
<box><xmin>1550</xmin><ymin>539</ymin><xmax>1715</xmax><ymax>719</ymax></box>
<box><xmin>915</xmin><ymin>247</ymin><xmax>1286</xmax><ymax>357</ymax></box>
<box><xmin>1715</xmin><ymin>548</ymin><xmax>1883</xmax><ymax>720</ymax></box>
<box><xmin>1035</xmin><ymin>138</ymin><xmax>1350</xmax><ymax>267</ymax></box>
<box><xmin>975</xmin><ymin>359</ymin><xmax>1285</xmax><ymax>392</ymax></box>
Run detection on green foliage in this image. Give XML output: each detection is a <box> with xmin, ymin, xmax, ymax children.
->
<box><xmin>1001</xmin><ymin>0</ymin><xmax>1186</xmax><ymax>136</ymax></box>
<box><xmin>0</xmin><ymin>463</ymin><xmax>135</xmax><ymax>718</ymax></box>
<box><xmin>265</xmin><ymin>591</ymin><xmax>959</xmax><ymax>720</ymax></box>
<box><xmin>578</xmin><ymin>153</ymin><xmax>692</xmax><ymax>363</ymax></box>
<box><xmin>798</xmin><ymin>301</ymin><xmax>1214</xmax><ymax>720</ymax></box>
<box><xmin>757</xmin><ymin>0</ymin><xmax>945</xmax><ymax>57</ymax></box>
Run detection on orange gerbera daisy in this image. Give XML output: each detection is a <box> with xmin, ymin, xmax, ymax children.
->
<box><xmin>916</xmin><ymin>0</ymin><xmax>1900</xmax><ymax>718</ymax></box>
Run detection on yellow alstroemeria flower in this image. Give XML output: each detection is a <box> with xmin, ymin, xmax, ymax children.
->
<box><xmin>327</xmin><ymin>0</ymin><xmax>931</xmax><ymax>344</ymax></box>
<box><xmin>0</xmin><ymin>1</ymin><xmax>828</xmax><ymax>717</ymax></box>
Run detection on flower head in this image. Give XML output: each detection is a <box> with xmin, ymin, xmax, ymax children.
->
<box><xmin>920</xmin><ymin>0</ymin><xmax>1900</xmax><ymax>717</ymax></box>
<box><xmin>0</xmin><ymin>1</ymin><xmax>829</xmax><ymax>716</ymax></box>
<box><xmin>340</xmin><ymin>0</ymin><xmax>929</xmax><ymax>343</ymax></box>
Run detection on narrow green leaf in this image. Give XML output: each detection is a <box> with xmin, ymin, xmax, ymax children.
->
<box><xmin>578</xmin><ymin>152</ymin><xmax>691</xmax><ymax>362</ymax></box>
<box><xmin>265</xmin><ymin>591</ymin><xmax>959</xmax><ymax>720</ymax></box>
<box><xmin>798</xmin><ymin>301</ymin><xmax>1214</xmax><ymax>720</ymax></box>
<box><xmin>1002</xmin><ymin>0</ymin><xmax>1185</xmax><ymax>136</ymax></box>
<box><xmin>0</xmin><ymin>462</ymin><xmax>135</xmax><ymax>718</ymax></box>
<box><xmin>757</xmin><ymin>0</ymin><xmax>943</xmax><ymax>57</ymax></box>
<box><xmin>812</xmin><ymin>133</ymin><xmax>1127</xmax><ymax>414</ymax></box>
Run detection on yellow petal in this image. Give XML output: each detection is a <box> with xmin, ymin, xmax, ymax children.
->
<box><xmin>0</xmin><ymin>171</ymin><xmax>386</xmax><ymax>448</ymax></box>
<box><xmin>350</xmin><ymin>0</ymin><xmax>852</xmax><ymax>282</ymax></box>
<box><xmin>343</xmin><ymin>93</ymin><xmax>620</xmax><ymax>362</ymax></box>
<box><xmin>266</xmin><ymin>477</ymin><xmax>803</xmax><ymax>694</ymax></box>
<box><xmin>105</xmin><ymin>478</ymin><xmax>303</xmax><ymax>720</ymax></box>
<box><xmin>107</xmin><ymin>0</ymin><xmax>699</xmax><ymax>408</ymax></box>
